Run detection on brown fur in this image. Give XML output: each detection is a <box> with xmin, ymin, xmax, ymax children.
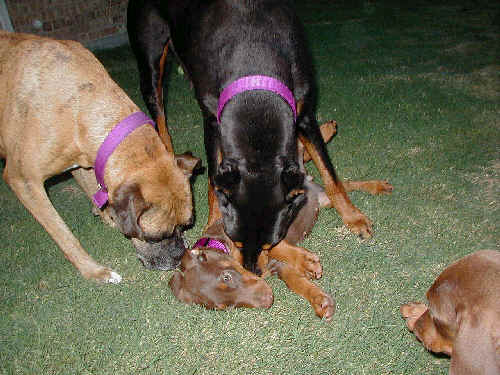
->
<box><xmin>0</xmin><ymin>31</ymin><xmax>198</xmax><ymax>282</ymax></box>
<box><xmin>401</xmin><ymin>250</ymin><xmax>500</xmax><ymax>375</ymax></box>
<box><xmin>170</xmin><ymin>121</ymin><xmax>392</xmax><ymax>320</ymax></box>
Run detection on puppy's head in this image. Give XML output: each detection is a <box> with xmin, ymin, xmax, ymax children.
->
<box><xmin>169</xmin><ymin>248</ymin><xmax>273</xmax><ymax>309</ymax></box>
<box><xmin>214</xmin><ymin>157</ymin><xmax>307</xmax><ymax>274</ymax></box>
<box><xmin>109</xmin><ymin>152</ymin><xmax>201</xmax><ymax>270</ymax></box>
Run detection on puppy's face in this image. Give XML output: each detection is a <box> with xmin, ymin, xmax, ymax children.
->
<box><xmin>214</xmin><ymin>157</ymin><xmax>306</xmax><ymax>273</ymax></box>
<box><xmin>109</xmin><ymin>153</ymin><xmax>200</xmax><ymax>270</ymax></box>
<box><xmin>169</xmin><ymin>248</ymin><xmax>273</xmax><ymax>309</ymax></box>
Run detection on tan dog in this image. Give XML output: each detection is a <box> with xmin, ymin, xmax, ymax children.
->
<box><xmin>0</xmin><ymin>31</ymin><xmax>199</xmax><ymax>283</ymax></box>
<box><xmin>401</xmin><ymin>250</ymin><xmax>500</xmax><ymax>375</ymax></box>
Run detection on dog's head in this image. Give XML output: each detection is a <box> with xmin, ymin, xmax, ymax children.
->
<box><xmin>214</xmin><ymin>157</ymin><xmax>307</xmax><ymax>273</ymax></box>
<box><xmin>109</xmin><ymin>152</ymin><xmax>201</xmax><ymax>270</ymax></box>
<box><xmin>169</xmin><ymin>248</ymin><xmax>273</xmax><ymax>309</ymax></box>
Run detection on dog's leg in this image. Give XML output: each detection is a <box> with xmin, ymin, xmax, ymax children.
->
<box><xmin>268</xmin><ymin>240</ymin><xmax>322</xmax><ymax>280</ymax></box>
<box><xmin>206</xmin><ymin>181</ymin><xmax>223</xmax><ymax>230</ymax></box>
<box><xmin>71</xmin><ymin>168</ymin><xmax>117</xmax><ymax>228</ymax></box>
<box><xmin>269</xmin><ymin>260</ymin><xmax>335</xmax><ymax>321</ymax></box>
<box><xmin>127</xmin><ymin>1</ymin><xmax>174</xmax><ymax>152</ymax></box>
<box><xmin>203</xmin><ymin>116</ymin><xmax>223</xmax><ymax>230</ymax></box>
<box><xmin>301</xmin><ymin>121</ymin><xmax>393</xmax><ymax>197</ymax></box>
<box><xmin>3</xmin><ymin>167</ymin><xmax>121</xmax><ymax>283</ymax></box>
<box><xmin>342</xmin><ymin>180</ymin><xmax>393</xmax><ymax>195</ymax></box>
<box><xmin>154</xmin><ymin>43</ymin><xmax>174</xmax><ymax>152</ymax></box>
<box><xmin>302</xmin><ymin>120</ymin><xmax>337</xmax><ymax>163</ymax></box>
<box><xmin>297</xmin><ymin>113</ymin><xmax>373</xmax><ymax>238</ymax></box>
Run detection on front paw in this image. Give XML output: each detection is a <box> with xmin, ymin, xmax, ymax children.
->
<box><xmin>311</xmin><ymin>291</ymin><xmax>336</xmax><ymax>322</ymax></box>
<box><xmin>370</xmin><ymin>180</ymin><xmax>394</xmax><ymax>195</ymax></box>
<box><xmin>344</xmin><ymin>210</ymin><xmax>373</xmax><ymax>239</ymax></box>
<box><xmin>298</xmin><ymin>251</ymin><xmax>322</xmax><ymax>280</ymax></box>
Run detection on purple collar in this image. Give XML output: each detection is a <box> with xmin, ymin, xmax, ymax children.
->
<box><xmin>92</xmin><ymin>111</ymin><xmax>155</xmax><ymax>208</ymax></box>
<box><xmin>217</xmin><ymin>75</ymin><xmax>297</xmax><ymax>124</ymax></box>
<box><xmin>193</xmin><ymin>237</ymin><xmax>230</xmax><ymax>254</ymax></box>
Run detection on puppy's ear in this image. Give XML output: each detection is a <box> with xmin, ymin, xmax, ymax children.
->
<box><xmin>214</xmin><ymin>158</ymin><xmax>240</xmax><ymax>191</ymax></box>
<box><xmin>169</xmin><ymin>271</ymin><xmax>194</xmax><ymax>305</ymax></box>
<box><xmin>175</xmin><ymin>151</ymin><xmax>203</xmax><ymax>176</ymax></box>
<box><xmin>110</xmin><ymin>183</ymin><xmax>149</xmax><ymax>239</ymax></box>
<box><xmin>189</xmin><ymin>248</ymin><xmax>208</xmax><ymax>263</ymax></box>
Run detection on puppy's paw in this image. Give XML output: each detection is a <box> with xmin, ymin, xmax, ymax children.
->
<box><xmin>311</xmin><ymin>291</ymin><xmax>336</xmax><ymax>322</ymax></box>
<box><xmin>369</xmin><ymin>180</ymin><xmax>393</xmax><ymax>195</ymax></box>
<box><xmin>299</xmin><ymin>251</ymin><xmax>322</xmax><ymax>280</ymax></box>
<box><xmin>400</xmin><ymin>302</ymin><xmax>428</xmax><ymax>331</ymax></box>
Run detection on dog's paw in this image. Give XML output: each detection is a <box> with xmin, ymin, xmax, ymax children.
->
<box><xmin>107</xmin><ymin>271</ymin><xmax>122</xmax><ymax>284</ymax></box>
<box><xmin>344</xmin><ymin>210</ymin><xmax>373</xmax><ymax>239</ymax></box>
<box><xmin>84</xmin><ymin>267</ymin><xmax>122</xmax><ymax>284</ymax></box>
<box><xmin>298</xmin><ymin>252</ymin><xmax>322</xmax><ymax>280</ymax></box>
<box><xmin>311</xmin><ymin>291</ymin><xmax>336</xmax><ymax>322</ymax></box>
<box><xmin>371</xmin><ymin>180</ymin><xmax>393</xmax><ymax>195</ymax></box>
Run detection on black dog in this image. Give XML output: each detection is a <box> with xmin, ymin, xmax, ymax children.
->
<box><xmin>127</xmin><ymin>0</ymin><xmax>386</xmax><ymax>273</ymax></box>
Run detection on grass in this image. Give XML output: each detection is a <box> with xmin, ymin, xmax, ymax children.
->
<box><xmin>1</xmin><ymin>0</ymin><xmax>499</xmax><ymax>374</ymax></box>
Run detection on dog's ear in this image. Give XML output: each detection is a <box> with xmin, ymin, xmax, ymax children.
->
<box><xmin>281</xmin><ymin>160</ymin><xmax>305</xmax><ymax>202</ymax></box>
<box><xmin>189</xmin><ymin>248</ymin><xmax>208</xmax><ymax>263</ymax></box>
<box><xmin>214</xmin><ymin>158</ymin><xmax>240</xmax><ymax>191</ymax></box>
<box><xmin>110</xmin><ymin>183</ymin><xmax>149</xmax><ymax>239</ymax></box>
<box><xmin>175</xmin><ymin>152</ymin><xmax>203</xmax><ymax>176</ymax></box>
<box><xmin>169</xmin><ymin>271</ymin><xmax>194</xmax><ymax>305</ymax></box>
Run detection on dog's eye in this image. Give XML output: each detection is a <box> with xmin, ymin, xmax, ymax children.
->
<box><xmin>221</xmin><ymin>271</ymin><xmax>232</xmax><ymax>282</ymax></box>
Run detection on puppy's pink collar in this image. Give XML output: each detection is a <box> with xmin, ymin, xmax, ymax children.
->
<box><xmin>217</xmin><ymin>75</ymin><xmax>297</xmax><ymax>124</ymax></box>
<box><xmin>193</xmin><ymin>237</ymin><xmax>230</xmax><ymax>254</ymax></box>
<box><xmin>93</xmin><ymin>111</ymin><xmax>155</xmax><ymax>208</ymax></box>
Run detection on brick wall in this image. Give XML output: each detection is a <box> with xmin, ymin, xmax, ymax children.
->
<box><xmin>4</xmin><ymin>0</ymin><xmax>128</xmax><ymax>49</ymax></box>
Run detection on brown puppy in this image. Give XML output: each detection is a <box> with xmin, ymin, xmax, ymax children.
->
<box><xmin>170</xmin><ymin>122</ymin><xmax>391</xmax><ymax>321</ymax></box>
<box><xmin>401</xmin><ymin>250</ymin><xmax>500</xmax><ymax>375</ymax></box>
<box><xmin>169</xmin><ymin>229</ymin><xmax>274</xmax><ymax>310</ymax></box>
<box><xmin>0</xmin><ymin>31</ymin><xmax>199</xmax><ymax>283</ymax></box>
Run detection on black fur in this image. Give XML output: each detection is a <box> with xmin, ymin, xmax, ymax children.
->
<box><xmin>127</xmin><ymin>0</ymin><xmax>341</xmax><ymax>273</ymax></box>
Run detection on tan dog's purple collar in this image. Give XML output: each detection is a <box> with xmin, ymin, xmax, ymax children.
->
<box><xmin>93</xmin><ymin>111</ymin><xmax>155</xmax><ymax>208</ymax></box>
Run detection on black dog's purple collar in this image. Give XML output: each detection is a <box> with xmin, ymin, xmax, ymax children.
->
<box><xmin>193</xmin><ymin>237</ymin><xmax>230</xmax><ymax>254</ymax></box>
<box><xmin>217</xmin><ymin>75</ymin><xmax>297</xmax><ymax>124</ymax></box>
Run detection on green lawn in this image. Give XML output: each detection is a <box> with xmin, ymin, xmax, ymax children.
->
<box><xmin>1</xmin><ymin>1</ymin><xmax>498</xmax><ymax>374</ymax></box>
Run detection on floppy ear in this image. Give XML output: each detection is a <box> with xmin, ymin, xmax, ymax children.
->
<box><xmin>189</xmin><ymin>248</ymin><xmax>208</xmax><ymax>264</ymax></box>
<box><xmin>281</xmin><ymin>160</ymin><xmax>305</xmax><ymax>201</ymax></box>
<box><xmin>110</xmin><ymin>183</ymin><xmax>149</xmax><ymax>239</ymax></box>
<box><xmin>169</xmin><ymin>271</ymin><xmax>195</xmax><ymax>305</ymax></box>
<box><xmin>214</xmin><ymin>158</ymin><xmax>240</xmax><ymax>191</ymax></box>
<box><xmin>175</xmin><ymin>152</ymin><xmax>203</xmax><ymax>176</ymax></box>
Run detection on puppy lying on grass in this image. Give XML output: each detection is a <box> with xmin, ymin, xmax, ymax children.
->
<box><xmin>170</xmin><ymin>122</ymin><xmax>392</xmax><ymax>321</ymax></box>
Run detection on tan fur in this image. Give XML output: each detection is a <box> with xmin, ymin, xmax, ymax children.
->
<box><xmin>0</xmin><ymin>31</ymin><xmax>195</xmax><ymax>282</ymax></box>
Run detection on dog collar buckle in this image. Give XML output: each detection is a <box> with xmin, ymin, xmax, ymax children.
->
<box><xmin>193</xmin><ymin>237</ymin><xmax>230</xmax><ymax>254</ymax></box>
<box><xmin>216</xmin><ymin>75</ymin><xmax>297</xmax><ymax>124</ymax></box>
<box><xmin>92</xmin><ymin>111</ymin><xmax>155</xmax><ymax>208</ymax></box>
